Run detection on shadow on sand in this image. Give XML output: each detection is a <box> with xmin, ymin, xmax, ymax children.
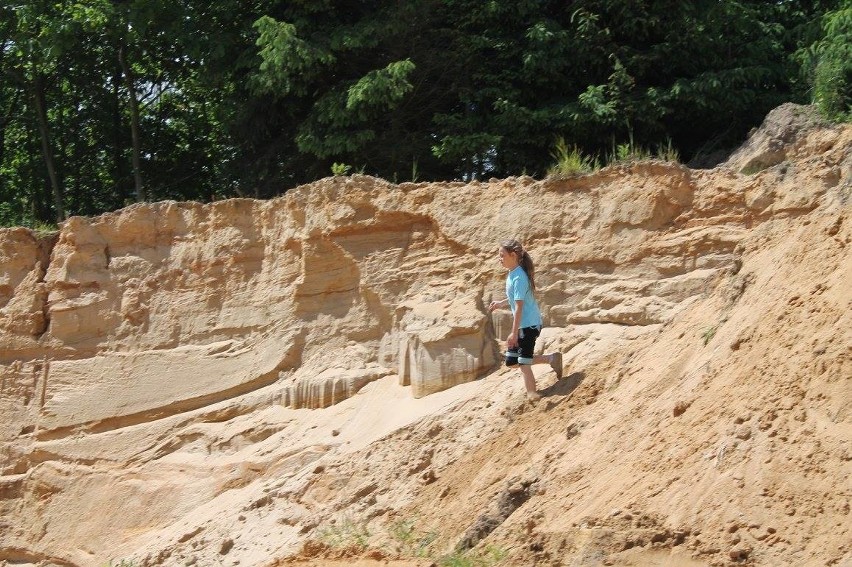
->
<box><xmin>540</xmin><ymin>371</ymin><xmax>585</xmax><ymax>408</ymax></box>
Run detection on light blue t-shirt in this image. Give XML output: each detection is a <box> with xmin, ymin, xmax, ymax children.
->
<box><xmin>506</xmin><ymin>266</ymin><xmax>542</xmax><ymax>328</ymax></box>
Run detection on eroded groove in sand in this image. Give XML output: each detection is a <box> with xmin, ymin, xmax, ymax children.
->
<box><xmin>0</xmin><ymin>547</ymin><xmax>79</xmax><ymax>567</ymax></box>
<box><xmin>35</xmin><ymin>364</ymin><xmax>289</xmax><ymax>442</ymax></box>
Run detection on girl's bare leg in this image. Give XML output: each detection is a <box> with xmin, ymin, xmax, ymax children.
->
<box><xmin>518</xmin><ymin>365</ymin><xmax>539</xmax><ymax>397</ymax></box>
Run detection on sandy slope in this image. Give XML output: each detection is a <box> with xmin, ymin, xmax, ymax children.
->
<box><xmin>0</xmin><ymin>104</ymin><xmax>849</xmax><ymax>567</ymax></box>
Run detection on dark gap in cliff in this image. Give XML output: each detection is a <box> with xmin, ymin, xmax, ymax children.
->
<box><xmin>34</xmin><ymin>231</ymin><xmax>59</xmax><ymax>339</ymax></box>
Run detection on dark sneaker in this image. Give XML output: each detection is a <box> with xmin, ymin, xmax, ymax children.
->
<box><xmin>550</xmin><ymin>352</ymin><xmax>563</xmax><ymax>379</ymax></box>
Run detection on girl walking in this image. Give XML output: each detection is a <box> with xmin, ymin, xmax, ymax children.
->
<box><xmin>488</xmin><ymin>239</ymin><xmax>563</xmax><ymax>401</ymax></box>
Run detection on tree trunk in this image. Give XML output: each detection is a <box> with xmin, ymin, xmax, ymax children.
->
<box><xmin>112</xmin><ymin>65</ymin><xmax>125</xmax><ymax>205</ymax></box>
<box><xmin>0</xmin><ymin>93</ymin><xmax>18</xmax><ymax>185</ymax></box>
<box><xmin>118</xmin><ymin>44</ymin><xmax>145</xmax><ymax>202</ymax></box>
<box><xmin>0</xmin><ymin>44</ymin><xmax>8</xmax><ymax>186</ymax></box>
<box><xmin>32</xmin><ymin>74</ymin><xmax>64</xmax><ymax>222</ymax></box>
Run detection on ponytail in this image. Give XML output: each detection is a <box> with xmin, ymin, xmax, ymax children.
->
<box><xmin>500</xmin><ymin>239</ymin><xmax>536</xmax><ymax>291</ymax></box>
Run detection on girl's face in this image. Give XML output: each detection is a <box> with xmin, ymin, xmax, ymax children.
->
<box><xmin>498</xmin><ymin>247</ymin><xmax>519</xmax><ymax>270</ymax></box>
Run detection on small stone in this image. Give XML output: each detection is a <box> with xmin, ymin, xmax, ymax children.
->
<box><xmin>735</xmin><ymin>425</ymin><xmax>752</xmax><ymax>440</ymax></box>
<box><xmin>566</xmin><ymin>423</ymin><xmax>582</xmax><ymax>439</ymax></box>
<box><xmin>219</xmin><ymin>538</ymin><xmax>234</xmax><ymax>555</ymax></box>
<box><xmin>729</xmin><ymin>544</ymin><xmax>750</xmax><ymax>560</ymax></box>
<box><xmin>419</xmin><ymin>469</ymin><xmax>437</xmax><ymax>485</ymax></box>
<box><xmin>673</xmin><ymin>400</ymin><xmax>691</xmax><ymax>417</ymax></box>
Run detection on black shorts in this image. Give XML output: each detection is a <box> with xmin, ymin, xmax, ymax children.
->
<box><xmin>505</xmin><ymin>325</ymin><xmax>541</xmax><ymax>366</ymax></box>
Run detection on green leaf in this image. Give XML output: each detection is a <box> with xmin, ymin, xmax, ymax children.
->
<box><xmin>252</xmin><ymin>16</ymin><xmax>335</xmax><ymax>96</ymax></box>
<box><xmin>346</xmin><ymin>59</ymin><xmax>416</xmax><ymax>112</ymax></box>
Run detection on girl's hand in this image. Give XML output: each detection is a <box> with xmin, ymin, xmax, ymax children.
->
<box><xmin>488</xmin><ymin>300</ymin><xmax>501</xmax><ymax>312</ymax></box>
<box><xmin>507</xmin><ymin>332</ymin><xmax>518</xmax><ymax>348</ymax></box>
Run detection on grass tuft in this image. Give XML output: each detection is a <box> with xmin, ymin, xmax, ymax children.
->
<box><xmin>438</xmin><ymin>545</ymin><xmax>507</xmax><ymax>567</ymax></box>
<box><xmin>389</xmin><ymin>517</ymin><xmax>437</xmax><ymax>557</ymax></box>
<box><xmin>655</xmin><ymin>138</ymin><xmax>680</xmax><ymax>163</ymax></box>
<box><xmin>317</xmin><ymin>516</ymin><xmax>371</xmax><ymax>549</ymax></box>
<box><xmin>547</xmin><ymin>137</ymin><xmax>599</xmax><ymax>178</ymax></box>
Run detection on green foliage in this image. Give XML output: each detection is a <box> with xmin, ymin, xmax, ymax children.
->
<box><xmin>611</xmin><ymin>140</ymin><xmax>651</xmax><ymax>164</ymax></box>
<box><xmin>437</xmin><ymin>545</ymin><xmax>507</xmax><ymax>567</ymax></box>
<box><xmin>388</xmin><ymin>517</ymin><xmax>437</xmax><ymax>557</ymax></box>
<box><xmin>29</xmin><ymin>220</ymin><xmax>59</xmax><ymax>235</ymax></box>
<box><xmin>386</xmin><ymin>518</ymin><xmax>505</xmax><ymax>565</ymax></box>
<box><xmin>605</xmin><ymin>133</ymin><xmax>679</xmax><ymax>166</ymax></box>
<box><xmin>547</xmin><ymin>138</ymin><xmax>598</xmax><ymax>177</ymax></box>
<box><xmin>0</xmin><ymin>202</ymin><xmax>24</xmax><ymax>229</ymax></box>
<box><xmin>604</xmin><ymin>126</ymin><xmax>650</xmax><ymax>164</ymax></box>
<box><xmin>0</xmin><ymin>0</ymin><xmax>260</xmax><ymax>225</ymax></box>
<box><xmin>252</xmin><ymin>16</ymin><xmax>335</xmax><ymax>97</ymax></box>
<box><xmin>331</xmin><ymin>162</ymin><xmax>351</xmax><ymax>176</ymax></box>
<box><xmin>741</xmin><ymin>163</ymin><xmax>769</xmax><ymax>176</ymax></box>
<box><xmin>798</xmin><ymin>6</ymin><xmax>852</xmax><ymax>121</ymax></box>
<box><xmin>655</xmin><ymin>139</ymin><xmax>681</xmax><ymax>163</ymax></box>
<box><xmin>702</xmin><ymin>326</ymin><xmax>717</xmax><ymax>346</ymax></box>
<box><xmin>318</xmin><ymin>516</ymin><xmax>371</xmax><ymax>549</ymax></box>
<box><xmin>389</xmin><ymin>518</ymin><xmax>418</xmax><ymax>546</ymax></box>
<box><xmin>346</xmin><ymin>60</ymin><xmax>416</xmax><ymax>113</ymax></box>
<box><xmin>0</xmin><ymin>0</ymin><xmax>844</xmax><ymax>224</ymax></box>
<box><xmin>313</xmin><ymin>516</ymin><xmax>504</xmax><ymax>565</ymax></box>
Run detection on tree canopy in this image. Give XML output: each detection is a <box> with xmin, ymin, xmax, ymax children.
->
<box><xmin>1</xmin><ymin>0</ymin><xmax>849</xmax><ymax>226</ymax></box>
